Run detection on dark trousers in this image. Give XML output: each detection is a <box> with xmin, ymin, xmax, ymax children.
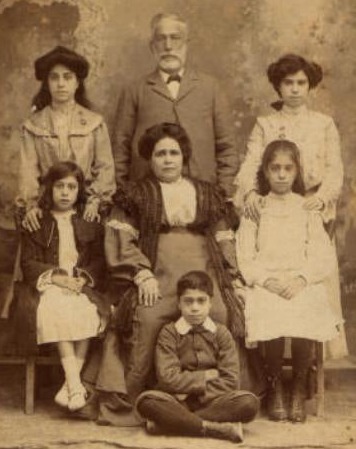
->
<box><xmin>264</xmin><ymin>337</ymin><xmax>313</xmax><ymax>376</ymax></box>
<box><xmin>137</xmin><ymin>390</ymin><xmax>259</xmax><ymax>436</ymax></box>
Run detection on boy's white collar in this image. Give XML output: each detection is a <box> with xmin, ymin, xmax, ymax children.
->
<box><xmin>175</xmin><ymin>316</ymin><xmax>217</xmax><ymax>335</ymax></box>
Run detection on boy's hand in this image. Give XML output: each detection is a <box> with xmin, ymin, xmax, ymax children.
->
<box><xmin>22</xmin><ymin>207</ymin><xmax>42</xmax><ymax>232</ymax></box>
<box><xmin>205</xmin><ymin>369</ymin><xmax>219</xmax><ymax>381</ymax></box>
<box><xmin>138</xmin><ymin>277</ymin><xmax>161</xmax><ymax>307</ymax></box>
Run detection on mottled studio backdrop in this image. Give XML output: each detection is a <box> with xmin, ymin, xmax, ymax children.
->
<box><xmin>0</xmin><ymin>0</ymin><xmax>355</xmax><ymax>351</ymax></box>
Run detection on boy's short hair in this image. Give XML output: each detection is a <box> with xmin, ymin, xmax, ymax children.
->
<box><xmin>177</xmin><ymin>271</ymin><xmax>213</xmax><ymax>298</ymax></box>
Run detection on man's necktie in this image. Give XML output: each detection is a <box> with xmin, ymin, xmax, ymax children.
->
<box><xmin>167</xmin><ymin>74</ymin><xmax>181</xmax><ymax>84</ymax></box>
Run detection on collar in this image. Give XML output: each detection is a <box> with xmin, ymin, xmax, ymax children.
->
<box><xmin>280</xmin><ymin>104</ymin><xmax>308</xmax><ymax>116</ymax></box>
<box><xmin>51</xmin><ymin>209</ymin><xmax>76</xmax><ymax>221</ymax></box>
<box><xmin>158</xmin><ymin>176</ymin><xmax>184</xmax><ymax>187</ymax></box>
<box><xmin>175</xmin><ymin>316</ymin><xmax>217</xmax><ymax>335</ymax></box>
<box><xmin>23</xmin><ymin>104</ymin><xmax>103</xmax><ymax>137</ymax></box>
<box><xmin>160</xmin><ymin>69</ymin><xmax>185</xmax><ymax>83</ymax></box>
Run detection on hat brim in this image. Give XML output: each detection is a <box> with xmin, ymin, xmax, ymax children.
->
<box><xmin>35</xmin><ymin>46</ymin><xmax>89</xmax><ymax>81</ymax></box>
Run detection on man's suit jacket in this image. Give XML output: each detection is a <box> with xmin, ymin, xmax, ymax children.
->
<box><xmin>113</xmin><ymin>68</ymin><xmax>238</xmax><ymax>197</ymax></box>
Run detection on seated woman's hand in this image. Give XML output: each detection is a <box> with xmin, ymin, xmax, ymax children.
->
<box><xmin>22</xmin><ymin>207</ymin><xmax>43</xmax><ymax>232</ymax></box>
<box><xmin>278</xmin><ymin>276</ymin><xmax>307</xmax><ymax>300</ymax></box>
<box><xmin>138</xmin><ymin>277</ymin><xmax>161</xmax><ymax>307</ymax></box>
<box><xmin>83</xmin><ymin>202</ymin><xmax>100</xmax><ymax>222</ymax></box>
<box><xmin>304</xmin><ymin>195</ymin><xmax>324</xmax><ymax>211</ymax></box>
<box><xmin>244</xmin><ymin>190</ymin><xmax>265</xmax><ymax>222</ymax></box>
<box><xmin>232</xmin><ymin>279</ymin><xmax>246</xmax><ymax>309</ymax></box>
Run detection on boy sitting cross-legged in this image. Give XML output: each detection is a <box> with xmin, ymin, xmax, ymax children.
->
<box><xmin>135</xmin><ymin>270</ymin><xmax>259</xmax><ymax>443</ymax></box>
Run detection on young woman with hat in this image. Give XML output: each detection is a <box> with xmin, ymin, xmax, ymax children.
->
<box><xmin>17</xmin><ymin>46</ymin><xmax>116</xmax><ymax>230</ymax></box>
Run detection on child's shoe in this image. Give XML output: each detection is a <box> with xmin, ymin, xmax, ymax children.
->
<box><xmin>266</xmin><ymin>375</ymin><xmax>288</xmax><ymax>421</ymax></box>
<box><xmin>202</xmin><ymin>420</ymin><xmax>243</xmax><ymax>443</ymax></box>
<box><xmin>68</xmin><ymin>385</ymin><xmax>87</xmax><ymax>412</ymax></box>
<box><xmin>54</xmin><ymin>382</ymin><xmax>69</xmax><ymax>407</ymax></box>
<box><xmin>289</xmin><ymin>370</ymin><xmax>307</xmax><ymax>423</ymax></box>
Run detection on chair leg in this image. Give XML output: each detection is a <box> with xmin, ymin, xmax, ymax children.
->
<box><xmin>25</xmin><ymin>357</ymin><xmax>35</xmax><ymax>414</ymax></box>
<box><xmin>315</xmin><ymin>343</ymin><xmax>324</xmax><ymax>417</ymax></box>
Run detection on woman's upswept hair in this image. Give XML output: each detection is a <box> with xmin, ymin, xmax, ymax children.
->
<box><xmin>39</xmin><ymin>161</ymin><xmax>87</xmax><ymax>211</ymax></box>
<box><xmin>138</xmin><ymin>122</ymin><xmax>192</xmax><ymax>164</ymax></box>
<box><xmin>32</xmin><ymin>78</ymin><xmax>91</xmax><ymax>112</ymax></box>
<box><xmin>267</xmin><ymin>54</ymin><xmax>323</xmax><ymax>95</ymax></box>
<box><xmin>257</xmin><ymin>140</ymin><xmax>305</xmax><ymax>196</ymax></box>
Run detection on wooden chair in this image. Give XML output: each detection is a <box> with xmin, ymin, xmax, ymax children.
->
<box><xmin>0</xmin><ymin>353</ymin><xmax>60</xmax><ymax>414</ymax></box>
<box><xmin>283</xmin><ymin>341</ymin><xmax>324</xmax><ymax>417</ymax></box>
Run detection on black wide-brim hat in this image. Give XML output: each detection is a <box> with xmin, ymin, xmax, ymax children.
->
<box><xmin>34</xmin><ymin>46</ymin><xmax>89</xmax><ymax>81</ymax></box>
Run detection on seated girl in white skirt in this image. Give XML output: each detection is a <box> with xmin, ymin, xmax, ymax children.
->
<box><xmin>20</xmin><ymin>161</ymin><xmax>109</xmax><ymax>411</ymax></box>
<box><xmin>236</xmin><ymin>140</ymin><xmax>342</xmax><ymax>423</ymax></box>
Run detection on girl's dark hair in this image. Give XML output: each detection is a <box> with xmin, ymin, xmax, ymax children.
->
<box><xmin>257</xmin><ymin>140</ymin><xmax>305</xmax><ymax>196</ymax></box>
<box><xmin>38</xmin><ymin>161</ymin><xmax>87</xmax><ymax>211</ymax></box>
<box><xmin>177</xmin><ymin>270</ymin><xmax>214</xmax><ymax>298</ymax></box>
<box><xmin>267</xmin><ymin>54</ymin><xmax>323</xmax><ymax>100</ymax></box>
<box><xmin>32</xmin><ymin>76</ymin><xmax>91</xmax><ymax>112</ymax></box>
<box><xmin>138</xmin><ymin>122</ymin><xmax>192</xmax><ymax>164</ymax></box>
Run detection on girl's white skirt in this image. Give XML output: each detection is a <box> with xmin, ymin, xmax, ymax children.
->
<box><xmin>37</xmin><ymin>285</ymin><xmax>101</xmax><ymax>344</ymax></box>
<box><xmin>245</xmin><ymin>283</ymin><xmax>342</xmax><ymax>344</ymax></box>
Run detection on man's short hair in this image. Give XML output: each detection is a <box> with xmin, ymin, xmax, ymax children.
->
<box><xmin>177</xmin><ymin>271</ymin><xmax>214</xmax><ymax>298</ymax></box>
<box><xmin>150</xmin><ymin>13</ymin><xmax>188</xmax><ymax>39</ymax></box>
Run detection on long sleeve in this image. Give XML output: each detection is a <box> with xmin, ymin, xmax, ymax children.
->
<box><xmin>77</xmin><ymin>224</ymin><xmax>106</xmax><ymax>288</ymax></box>
<box><xmin>155</xmin><ymin>325</ymin><xmax>207</xmax><ymax>395</ymax></box>
<box><xmin>21</xmin><ymin>232</ymin><xmax>57</xmax><ymax>289</ymax></box>
<box><xmin>299</xmin><ymin>212</ymin><xmax>335</xmax><ymax>284</ymax></box>
<box><xmin>17</xmin><ymin>127</ymin><xmax>41</xmax><ymax>211</ymax></box>
<box><xmin>203</xmin><ymin>325</ymin><xmax>239</xmax><ymax>403</ymax></box>
<box><xmin>235</xmin><ymin>216</ymin><xmax>270</xmax><ymax>286</ymax></box>
<box><xmin>213</xmin><ymin>81</ymin><xmax>239</xmax><ymax>198</ymax></box>
<box><xmin>105</xmin><ymin>207</ymin><xmax>152</xmax><ymax>282</ymax></box>
<box><xmin>86</xmin><ymin>122</ymin><xmax>116</xmax><ymax>206</ymax></box>
<box><xmin>213</xmin><ymin>217</ymin><xmax>240</xmax><ymax>278</ymax></box>
<box><xmin>317</xmin><ymin>118</ymin><xmax>343</xmax><ymax>207</ymax></box>
<box><xmin>112</xmin><ymin>85</ymin><xmax>137</xmax><ymax>187</ymax></box>
<box><xmin>233</xmin><ymin>119</ymin><xmax>264</xmax><ymax>208</ymax></box>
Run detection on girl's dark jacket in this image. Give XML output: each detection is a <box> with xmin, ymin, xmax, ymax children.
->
<box><xmin>12</xmin><ymin>211</ymin><xmax>109</xmax><ymax>355</ymax></box>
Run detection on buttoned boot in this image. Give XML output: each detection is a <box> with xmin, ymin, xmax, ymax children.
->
<box><xmin>266</xmin><ymin>375</ymin><xmax>288</xmax><ymax>421</ymax></box>
<box><xmin>289</xmin><ymin>370</ymin><xmax>308</xmax><ymax>423</ymax></box>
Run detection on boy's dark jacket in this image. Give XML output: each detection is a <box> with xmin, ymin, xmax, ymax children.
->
<box><xmin>12</xmin><ymin>212</ymin><xmax>109</xmax><ymax>355</ymax></box>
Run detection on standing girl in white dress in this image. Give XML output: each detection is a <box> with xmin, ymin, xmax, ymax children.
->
<box><xmin>236</xmin><ymin>140</ymin><xmax>341</xmax><ymax>423</ymax></box>
<box><xmin>18</xmin><ymin>161</ymin><xmax>108</xmax><ymax>411</ymax></box>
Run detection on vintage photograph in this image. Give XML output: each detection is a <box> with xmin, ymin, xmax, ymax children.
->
<box><xmin>0</xmin><ymin>1</ymin><xmax>355</xmax><ymax>448</ymax></box>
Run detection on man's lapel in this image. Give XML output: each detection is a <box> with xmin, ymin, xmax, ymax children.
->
<box><xmin>176</xmin><ymin>68</ymin><xmax>199</xmax><ymax>102</ymax></box>
<box><xmin>146</xmin><ymin>70</ymin><xmax>172</xmax><ymax>101</ymax></box>
<box><xmin>146</xmin><ymin>68</ymin><xmax>200</xmax><ymax>102</ymax></box>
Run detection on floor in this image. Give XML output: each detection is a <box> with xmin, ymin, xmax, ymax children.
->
<box><xmin>0</xmin><ymin>358</ymin><xmax>356</xmax><ymax>449</ymax></box>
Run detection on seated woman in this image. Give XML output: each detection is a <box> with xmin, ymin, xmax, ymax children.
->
<box><xmin>104</xmin><ymin>122</ymin><xmax>246</xmax><ymax>404</ymax></box>
<box><xmin>236</xmin><ymin>140</ymin><xmax>342</xmax><ymax>423</ymax></box>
